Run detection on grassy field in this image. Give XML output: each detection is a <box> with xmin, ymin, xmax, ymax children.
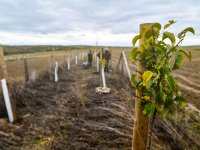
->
<box><xmin>4</xmin><ymin>46</ymin><xmax>131</xmax><ymax>82</ymax></box>
<box><xmin>4</xmin><ymin>45</ymin><xmax>200</xmax><ymax>80</ymax></box>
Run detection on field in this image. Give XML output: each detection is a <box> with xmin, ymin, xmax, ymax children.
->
<box><xmin>0</xmin><ymin>45</ymin><xmax>200</xmax><ymax>149</ymax></box>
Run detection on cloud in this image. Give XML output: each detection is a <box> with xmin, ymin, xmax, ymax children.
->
<box><xmin>0</xmin><ymin>0</ymin><xmax>199</xmax><ymax>46</ymax></box>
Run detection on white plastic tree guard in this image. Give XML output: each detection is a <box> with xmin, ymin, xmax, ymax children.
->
<box><xmin>67</xmin><ymin>57</ymin><xmax>70</xmax><ymax>70</ymax></box>
<box><xmin>75</xmin><ymin>55</ymin><xmax>78</xmax><ymax>65</ymax></box>
<box><xmin>1</xmin><ymin>79</ymin><xmax>14</xmax><ymax>123</ymax></box>
<box><xmin>97</xmin><ymin>57</ymin><xmax>100</xmax><ymax>73</ymax></box>
<box><xmin>102</xmin><ymin>65</ymin><xmax>106</xmax><ymax>88</ymax></box>
<box><xmin>96</xmin><ymin>64</ymin><xmax>111</xmax><ymax>94</ymax></box>
<box><xmin>55</xmin><ymin>62</ymin><xmax>58</xmax><ymax>82</ymax></box>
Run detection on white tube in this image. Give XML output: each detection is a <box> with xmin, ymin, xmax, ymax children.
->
<box><xmin>1</xmin><ymin>79</ymin><xmax>14</xmax><ymax>123</ymax></box>
<box><xmin>55</xmin><ymin>62</ymin><xmax>58</xmax><ymax>82</ymax></box>
<box><xmin>97</xmin><ymin>57</ymin><xmax>99</xmax><ymax>73</ymax></box>
<box><xmin>75</xmin><ymin>55</ymin><xmax>78</xmax><ymax>65</ymax></box>
<box><xmin>102</xmin><ymin>65</ymin><xmax>106</xmax><ymax>89</ymax></box>
<box><xmin>67</xmin><ymin>57</ymin><xmax>70</xmax><ymax>70</ymax></box>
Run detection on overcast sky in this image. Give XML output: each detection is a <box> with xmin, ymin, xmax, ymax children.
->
<box><xmin>0</xmin><ymin>0</ymin><xmax>199</xmax><ymax>46</ymax></box>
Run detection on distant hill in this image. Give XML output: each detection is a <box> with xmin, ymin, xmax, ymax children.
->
<box><xmin>1</xmin><ymin>45</ymin><xmax>199</xmax><ymax>55</ymax></box>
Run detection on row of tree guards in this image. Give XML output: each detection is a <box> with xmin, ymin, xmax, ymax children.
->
<box><xmin>0</xmin><ymin>23</ymin><xmax>156</xmax><ymax>149</ymax></box>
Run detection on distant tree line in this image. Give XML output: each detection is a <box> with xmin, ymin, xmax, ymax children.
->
<box><xmin>2</xmin><ymin>45</ymin><xmax>90</xmax><ymax>55</ymax></box>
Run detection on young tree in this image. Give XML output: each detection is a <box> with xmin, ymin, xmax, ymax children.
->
<box><xmin>131</xmin><ymin>21</ymin><xmax>195</xmax><ymax>150</ymax></box>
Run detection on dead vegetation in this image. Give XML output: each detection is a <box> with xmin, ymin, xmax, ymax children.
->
<box><xmin>0</xmin><ymin>63</ymin><xmax>199</xmax><ymax>150</ymax></box>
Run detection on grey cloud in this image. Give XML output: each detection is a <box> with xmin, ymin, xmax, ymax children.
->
<box><xmin>0</xmin><ymin>0</ymin><xmax>199</xmax><ymax>42</ymax></box>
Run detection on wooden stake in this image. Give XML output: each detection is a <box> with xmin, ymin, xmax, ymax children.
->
<box><xmin>0</xmin><ymin>46</ymin><xmax>8</xmax><ymax>80</ymax></box>
<box><xmin>0</xmin><ymin>46</ymin><xmax>17</xmax><ymax>122</ymax></box>
<box><xmin>132</xmin><ymin>23</ymin><xmax>152</xmax><ymax>150</ymax></box>
<box><xmin>50</xmin><ymin>47</ymin><xmax>55</xmax><ymax>69</ymax></box>
<box><xmin>115</xmin><ymin>53</ymin><xmax>122</xmax><ymax>74</ymax></box>
<box><xmin>121</xmin><ymin>57</ymin><xmax>124</xmax><ymax>77</ymax></box>
<box><xmin>23</xmin><ymin>57</ymin><xmax>29</xmax><ymax>82</ymax></box>
<box><xmin>122</xmin><ymin>51</ymin><xmax>131</xmax><ymax>80</ymax></box>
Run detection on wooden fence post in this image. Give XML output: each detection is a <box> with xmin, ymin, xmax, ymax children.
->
<box><xmin>0</xmin><ymin>46</ymin><xmax>17</xmax><ymax>122</ymax></box>
<box><xmin>52</xmin><ymin>47</ymin><xmax>55</xmax><ymax>67</ymax></box>
<box><xmin>23</xmin><ymin>57</ymin><xmax>29</xmax><ymax>82</ymax></box>
<box><xmin>115</xmin><ymin>52</ymin><xmax>122</xmax><ymax>74</ymax></box>
<box><xmin>0</xmin><ymin>46</ymin><xmax>8</xmax><ymax>80</ymax></box>
<box><xmin>132</xmin><ymin>23</ymin><xmax>152</xmax><ymax>150</ymax></box>
<box><xmin>122</xmin><ymin>51</ymin><xmax>131</xmax><ymax>80</ymax></box>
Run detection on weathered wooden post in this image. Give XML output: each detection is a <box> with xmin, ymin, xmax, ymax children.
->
<box><xmin>110</xmin><ymin>49</ymin><xmax>113</xmax><ymax>69</ymax></box>
<box><xmin>23</xmin><ymin>57</ymin><xmax>29</xmax><ymax>82</ymax></box>
<box><xmin>121</xmin><ymin>54</ymin><xmax>124</xmax><ymax>78</ymax></box>
<box><xmin>132</xmin><ymin>23</ymin><xmax>152</xmax><ymax>150</ymax></box>
<box><xmin>0</xmin><ymin>46</ymin><xmax>17</xmax><ymax>122</ymax></box>
<box><xmin>122</xmin><ymin>51</ymin><xmax>131</xmax><ymax>80</ymax></box>
<box><xmin>50</xmin><ymin>47</ymin><xmax>55</xmax><ymax>68</ymax></box>
<box><xmin>0</xmin><ymin>46</ymin><xmax>8</xmax><ymax>80</ymax></box>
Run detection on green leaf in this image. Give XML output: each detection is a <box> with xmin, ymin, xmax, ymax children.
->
<box><xmin>132</xmin><ymin>35</ymin><xmax>140</xmax><ymax>46</ymax></box>
<box><xmin>172</xmin><ymin>50</ymin><xmax>184</xmax><ymax>70</ymax></box>
<box><xmin>144</xmin><ymin>52</ymin><xmax>155</xmax><ymax>60</ymax></box>
<box><xmin>179</xmin><ymin>50</ymin><xmax>192</xmax><ymax>61</ymax></box>
<box><xmin>162</xmin><ymin>31</ymin><xmax>176</xmax><ymax>45</ymax></box>
<box><xmin>152</xmin><ymin>22</ymin><xmax>161</xmax><ymax>30</ymax></box>
<box><xmin>164</xmin><ymin>20</ymin><xmax>177</xmax><ymax>29</ymax></box>
<box><xmin>178</xmin><ymin>27</ymin><xmax>195</xmax><ymax>39</ymax></box>
<box><xmin>164</xmin><ymin>93</ymin><xmax>174</xmax><ymax>109</ymax></box>
<box><xmin>155</xmin><ymin>87</ymin><xmax>166</xmax><ymax>106</ymax></box>
<box><xmin>143</xmin><ymin>103</ymin><xmax>155</xmax><ymax>116</ymax></box>
<box><xmin>165</xmin><ymin>74</ymin><xmax>176</xmax><ymax>91</ymax></box>
<box><xmin>178</xmin><ymin>101</ymin><xmax>186</xmax><ymax>109</ymax></box>
<box><xmin>130</xmin><ymin>74</ymin><xmax>141</xmax><ymax>88</ymax></box>
<box><xmin>175</xmin><ymin>91</ymin><xmax>186</xmax><ymax>109</ymax></box>
<box><xmin>154</xmin><ymin>44</ymin><xmax>167</xmax><ymax>53</ymax></box>
<box><xmin>146</xmin><ymin>79</ymin><xmax>153</xmax><ymax>89</ymax></box>
<box><xmin>152</xmin><ymin>23</ymin><xmax>161</xmax><ymax>37</ymax></box>
<box><xmin>130</xmin><ymin>48</ymin><xmax>140</xmax><ymax>63</ymax></box>
<box><xmin>160</xmin><ymin>67</ymin><xmax>171</xmax><ymax>77</ymax></box>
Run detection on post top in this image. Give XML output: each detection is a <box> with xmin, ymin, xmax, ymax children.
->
<box><xmin>140</xmin><ymin>23</ymin><xmax>153</xmax><ymax>27</ymax></box>
<box><xmin>140</xmin><ymin>23</ymin><xmax>153</xmax><ymax>25</ymax></box>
